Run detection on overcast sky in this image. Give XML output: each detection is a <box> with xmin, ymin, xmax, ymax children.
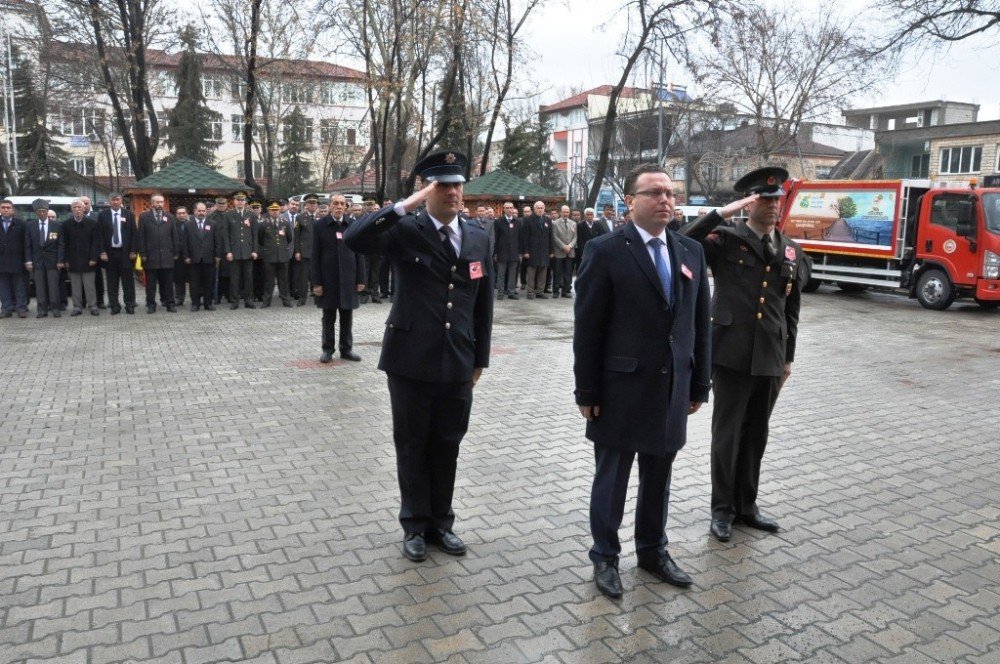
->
<box><xmin>520</xmin><ymin>0</ymin><xmax>1000</xmax><ymax>121</ymax></box>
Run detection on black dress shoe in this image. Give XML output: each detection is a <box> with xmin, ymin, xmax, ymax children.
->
<box><xmin>96</xmin><ymin>302</ymin><xmax>106</xmax><ymax>309</ymax></box>
<box><xmin>296</xmin><ymin>300</ymin><xmax>306</xmax><ymax>306</ymax></box>
<box><xmin>90</xmin><ymin>308</ymin><xmax>100</xmax><ymax>316</ymax></box>
<box><xmin>230</xmin><ymin>302</ymin><xmax>240</xmax><ymax>310</ymax></box>
<box><xmin>402</xmin><ymin>533</ymin><xmax>427</xmax><ymax>562</ymax></box>
<box><xmin>735</xmin><ymin>513</ymin><xmax>780</xmax><ymax>532</ymax></box>
<box><xmin>593</xmin><ymin>559</ymin><xmax>623</xmax><ymax>599</ymax></box>
<box><xmin>110</xmin><ymin>306</ymin><xmax>121</xmax><ymax>315</ymax></box>
<box><xmin>70</xmin><ymin>310</ymin><xmax>82</xmax><ymax>317</ymax></box>
<box><xmin>53</xmin><ymin>310</ymin><xmax>62</xmax><ymax>318</ymax></box>
<box><xmin>166</xmin><ymin>305</ymin><xmax>177</xmax><ymax>313</ymax></box>
<box><xmin>508</xmin><ymin>293</ymin><xmax>519</xmax><ymax>300</ymax></box>
<box><xmin>282</xmin><ymin>300</ymin><xmax>293</xmax><ymax>307</ymax></box>
<box><xmin>190</xmin><ymin>304</ymin><xmax>199</xmax><ymax>312</ymax></box>
<box><xmin>245</xmin><ymin>302</ymin><xmax>255</xmax><ymax>309</ymax></box>
<box><xmin>426</xmin><ymin>529</ymin><xmax>466</xmax><ymax>555</ymax></box>
<box><xmin>205</xmin><ymin>304</ymin><xmax>215</xmax><ymax>311</ymax></box>
<box><xmin>125</xmin><ymin>307</ymin><xmax>134</xmax><ymax>314</ymax></box>
<box><xmin>710</xmin><ymin>519</ymin><xmax>732</xmax><ymax>542</ymax></box>
<box><xmin>340</xmin><ymin>350</ymin><xmax>362</xmax><ymax>362</ymax></box>
<box><xmin>319</xmin><ymin>351</ymin><xmax>334</xmax><ymax>363</ymax></box>
<box><xmin>638</xmin><ymin>550</ymin><xmax>693</xmax><ymax>588</ymax></box>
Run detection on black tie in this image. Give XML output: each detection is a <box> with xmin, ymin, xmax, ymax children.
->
<box><xmin>112</xmin><ymin>212</ymin><xmax>121</xmax><ymax>246</ymax></box>
<box><xmin>40</xmin><ymin>221</ymin><xmax>46</xmax><ymax>244</ymax></box>
<box><xmin>198</xmin><ymin>220</ymin><xmax>204</xmax><ymax>232</ymax></box>
<box><xmin>762</xmin><ymin>233</ymin><xmax>776</xmax><ymax>263</ymax></box>
<box><xmin>440</xmin><ymin>226</ymin><xmax>458</xmax><ymax>262</ymax></box>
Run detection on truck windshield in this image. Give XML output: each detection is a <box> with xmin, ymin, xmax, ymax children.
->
<box><xmin>984</xmin><ymin>193</ymin><xmax>1000</xmax><ymax>234</ymax></box>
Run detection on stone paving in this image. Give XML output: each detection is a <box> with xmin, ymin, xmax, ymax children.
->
<box><xmin>1</xmin><ymin>284</ymin><xmax>998</xmax><ymax>664</ymax></box>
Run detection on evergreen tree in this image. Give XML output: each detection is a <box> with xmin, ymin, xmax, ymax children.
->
<box><xmin>12</xmin><ymin>50</ymin><xmax>71</xmax><ymax>194</ymax></box>
<box><xmin>164</xmin><ymin>25</ymin><xmax>222</xmax><ymax>166</ymax></box>
<box><xmin>436</xmin><ymin>81</ymin><xmax>481</xmax><ymax>178</ymax></box>
<box><xmin>274</xmin><ymin>106</ymin><xmax>315</xmax><ymax>197</ymax></box>
<box><xmin>499</xmin><ymin>116</ymin><xmax>560</xmax><ymax>191</ymax></box>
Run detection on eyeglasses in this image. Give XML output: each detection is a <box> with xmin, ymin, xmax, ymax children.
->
<box><xmin>632</xmin><ymin>189</ymin><xmax>676</xmax><ymax>199</ymax></box>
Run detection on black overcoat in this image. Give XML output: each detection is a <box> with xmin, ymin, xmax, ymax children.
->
<box><xmin>62</xmin><ymin>216</ymin><xmax>102</xmax><ymax>272</ymax></box>
<box><xmin>311</xmin><ymin>215</ymin><xmax>364</xmax><ymax>310</ymax></box>
<box><xmin>519</xmin><ymin>214</ymin><xmax>552</xmax><ymax>266</ymax></box>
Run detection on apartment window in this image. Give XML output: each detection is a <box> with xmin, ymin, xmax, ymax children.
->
<box><xmin>939</xmin><ymin>145</ymin><xmax>982</xmax><ymax>174</ymax></box>
<box><xmin>50</xmin><ymin>108</ymin><xmax>104</xmax><ymax>138</ymax></box>
<box><xmin>281</xmin><ymin>117</ymin><xmax>313</xmax><ymax>143</ymax></box>
<box><xmin>814</xmin><ymin>165</ymin><xmax>833</xmax><ymax>179</ymax></box>
<box><xmin>202</xmin><ymin>74</ymin><xmax>224</xmax><ymax>99</ymax></box>
<box><xmin>118</xmin><ymin>156</ymin><xmax>134</xmax><ymax>177</ymax></box>
<box><xmin>231</xmin><ymin>114</ymin><xmax>243</xmax><ymax>141</ymax></box>
<box><xmin>319</xmin><ymin>119</ymin><xmax>338</xmax><ymax>144</ymax></box>
<box><xmin>236</xmin><ymin>160</ymin><xmax>264</xmax><ymax>179</ymax></box>
<box><xmin>230</xmin><ymin>77</ymin><xmax>246</xmax><ymax>101</ymax></box>
<box><xmin>70</xmin><ymin>157</ymin><xmax>95</xmax><ymax>176</ymax></box>
<box><xmin>319</xmin><ymin>85</ymin><xmax>335</xmax><ymax>105</ymax></box>
<box><xmin>346</xmin><ymin>128</ymin><xmax>356</xmax><ymax>146</ymax></box>
<box><xmin>910</xmin><ymin>153</ymin><xmax>930</xmax><ymax>178</ymax></box>
<box><xmin>672</xmin><ymin>164</ymin><xmax>686</xmax><ymax>181</ymax></box>
<box><xmin>699</xmin><ymin>163</ymin><xmax>719</xmax><ymax>182</ymax></box>
<box><xmin>210</xmin><ymin>119</ymin><xmax>223</xmax><ymax>141</ymax></box>
<box><xmin>281</xmin><ymin>82</ymin><xmax>313</xmax><ymax>104</ymax></box>
<box><xmin>731</xmin><ymin>164</ymin><xmax>748</xmax><ymax>180</ymax></box>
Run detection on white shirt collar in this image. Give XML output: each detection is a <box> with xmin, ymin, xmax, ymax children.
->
<box><xmin>429</xmin><ymin>214</ymin><xmax>462</xmax><ymax>238</ymax></box>
<box><xmin>633</xmin><ymin>224</ymin><xmax>667</xmax><ymax>246</ymax></box>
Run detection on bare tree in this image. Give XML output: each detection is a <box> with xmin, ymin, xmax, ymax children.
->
<box><xmin>693</xmin><ymin>4</ymin><xmax>885</xmax><ymax>160</ymax></box>
<box><xmin>50</xmin><ymin>0</ymin><xmax>175</xmax><ymax>180</ymax></box>
<box><xmin>586</xmin><ymin>0</ymin><xmax>727</xmax><ymax>207</ymax></box>
<box><xmin>877</xmin><ymin>0</ymin><xmax>1000</xmax><ymax>50</ymax></box>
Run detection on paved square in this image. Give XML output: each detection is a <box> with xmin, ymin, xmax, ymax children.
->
<box><xmin>1</xmin><ymin>285</ymin><xmax>998</xmax><ymax>663</ymax></box>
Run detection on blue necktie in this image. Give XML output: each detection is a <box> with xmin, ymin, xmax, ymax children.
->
<box><xmin>648</xmin><ymin>237</ymin><xmax>672</xmax><ymax>304</ymax></box>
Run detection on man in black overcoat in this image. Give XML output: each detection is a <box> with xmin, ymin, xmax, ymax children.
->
<box><xmin>184</xmin><ymin>202</ymin><xmax>223</xmax><ymax>311</ymax></box>
<box><xmin>575</xmin><ymin>164</ymin><xmax>711</xmax><ymax>599</ymax></box>
<box><xmin>0</xmin><ymin>198</ymin><xmax>28</xmax><ymax>317</ymax></box>
<box><xmin>345</xmin><ymin>151</ymin><xmax>494</xmax><ymax>563</ymax></box>
<box><xmin>493</xmin><ymin>201</ymin><xmax>521</xmax><ymax>300</ymax></box>
<box><xmin>519</xmin><ymin>200</ymin><xmax>553</xmax><ymax>299</ymax></box>
<box><xmin>97</xmin><ymin>192</ymin><xmax>138</xmax><ymax>314</ymax></box>
<box><xmin>680</xmin><ymin>167</ymin><xmax>807</xmax><ymax>543</ymax></box>
<box><xmin>311</xmin><ymin>194</ymin><xmax>365</xmax><ymax>363</ymax></box>
<box><xmin>137</xmin><ymin>194</ymin><xmax>180</xmax><ymax>313</ymax></box>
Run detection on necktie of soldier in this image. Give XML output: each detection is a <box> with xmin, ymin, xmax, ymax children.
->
<box><xmin>440</xmin><ymin>226</ymin><xmax>458</xmax><ymax>262</ymax></box>
<box><xmin>648</xmin><ymin>237</ymin><xmax>672</xmax><ymax>305</ymax></box>
<box><xmin>762</xmin><ymin>233</ymin><xmax>776</xmax><ymax>263</ymax></box>
<box><xmin>40</xmin><ymin>221</ymin><xmax>46</xmax><ymax>244</ymax></box>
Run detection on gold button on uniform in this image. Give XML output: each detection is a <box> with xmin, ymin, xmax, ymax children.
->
<box><xmin>756</xmin><ymin>312</ymin><xmax>763</xmax><ymax>320</ymax></box>
<box><xmin>448</xmin><ymin>283</ymin><xmax>454</xmax><ymax>290</ymax></box>
<box><xmin>765</xmin><ymin>266</ymin><xmax>771</xmax><ymax>272</ymax></box>
<box><xmin>738</xmin><ymin>259</ymin><xmax>744</xmax><ymax>265</ymax></box>
<box><xmin>451</xmin><ymin>265</ymin><xmax>457</xmax><ymax>272</ymax></box>
<box><xmin>445</xmin><ymin>322</ymin><xmax>451</xmax><ymax>329</ymax></box>
<box><xmin>762</xmin><ymin>281</ymin><xmax>768</xmax><ymax>288</ymax></box>
<box><xmin>759</xmin><ymin>297</ymin><xmax>765</xmax><ymax>304</ymax></box>
<box><xmin>447</xmin><ymin>302</ymin><xmax>453</xmax><ymax>309</ymax></box>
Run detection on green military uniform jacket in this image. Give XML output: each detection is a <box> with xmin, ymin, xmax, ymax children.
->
<box><xmin>225</xmin><ymin>207</ymin><xmax>258</xmax><ymax>260</ymax></box>
<box><xmin>258</xmin><ymin>216</ymin><xmax>293</xmax><ymax>263</ymax></box>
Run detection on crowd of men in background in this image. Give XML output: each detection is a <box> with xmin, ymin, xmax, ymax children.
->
<box><xmin>0</xmin><ymin>193</ymin><xmax>666</xmax><ymax>318</ymax></box>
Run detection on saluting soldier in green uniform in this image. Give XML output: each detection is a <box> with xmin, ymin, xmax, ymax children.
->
<box><xmin>681</xmin><ymin>167</ymin><xmax>809</xmax><ymax>543</ymax></box>
<box><xmin>294</xmin><ymin>193</ymin><xmax>319</xmax><ymax>306</ymax></box>
<box><xmin>258</xmin><ymin>199</ymin><xmax>293</xmax><ymax>307</ymax></box>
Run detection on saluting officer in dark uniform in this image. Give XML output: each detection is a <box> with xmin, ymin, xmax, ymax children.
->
<box><xmin>345</xmin><ymin>151</ymin><xmax>494</xmax><ymax>563</ymax></box>
<box><xmin>258</xmin><ymin>200</ymin><xmax>293</xmax><ymax>307</ymax></box>
<box><xmin>224</xmin><ymin>193</ymin><xmax>259</xmax><ymax>309</ymax></box>
<box><xmin>680</xmin><ymin>167</ymin><xmax>808</xmax><ymax>542</ymax></box>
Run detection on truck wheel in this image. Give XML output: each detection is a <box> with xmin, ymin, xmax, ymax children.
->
<box><xmin>975</xmin><ymin>298</ymin><xmax>999</xmax><ymax>310</ymax></box>
<box><xmin>836</xmin><ymin>282</ymin><xmax>868</xmax><ymax>293</ymax></box>
<box><xmin>802</xmin><ymin>278</ymin><xmax>821</xmax><ymax>293</ymax></box>
<box><xmin>915</xmin><ymin>269</ymin><xmax>955</xmax><ymax>310</ymax></box>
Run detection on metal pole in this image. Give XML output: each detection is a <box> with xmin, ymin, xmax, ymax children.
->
<box><xmin>6</xmin><ymin>32</ymin><xmax>18</xmax><ymax>171</ymax></box>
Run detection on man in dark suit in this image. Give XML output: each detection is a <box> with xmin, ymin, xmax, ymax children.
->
<box><xmin>0</xmin><ymin>198</ymin><xmax>29</xmax><ymax>318</ymax></box>
<box><xmin>137</xmin><ymin>193</ymin><xmax>180</xmax><ymax>313</ymax></box>
<box><xmin>312</xmin><ymin>194</ymin><xmax>365</xmax><ymax>362</ymax></box>
<box><xmin>224</xmin><ymin>193</ymin><xmax>259</xmax><ymax>309</ymax></box>
<box><xmin>681</xmin><ymin>167</ymin><xmax>807</xmax><ymax>543</ymax></box>
<box><xmin>575</xmin><ymin>163</ymin><xmax>711</xmax><ymax>599</ymax></box>
<box><xmin>494</xmin><ymin>201</ymin><xmax>521</xmax><ymax>300</ymax></box>
<box><xmin>184</xmin><ymin>202</ymin><xmax>222</xmax><ymax>311</ymax></box>
<box><xmin>98</xmin><ymin>192</ymin><xmax>138</xmax><ymax>314</ymax></box>
<box><xmin>258</xmin><ymin>200</ymin><xmax>293</xmax><ymax>307</ymax></box>
<box><xmin>62</xmin><ymin>199</ymin><xmax>103</xmax><ymax>316</ymax></box>
<box><xmin>294</xmin><ymin>194</ymin><xmax>319</xmax><ymax>306</ymax></box>
<box><xmin>576</xmin><ymin>207</ymin><xmax>605</xmax><ymax>277</ymax></box>
<box><xmin>24</xmin><ymin>198</ymin><xmax>64</xmax><ymax>317</ymax></box>
<box><xmin>345</xmin><ymin>151</ymin><xmax>494</xmax><ymax>563</ymax></box>
<box><xmin>172</xmin><ymin>206</ymin><xmax>191</xmax><ymax>306</ymax></box>
<box><xmin>519</xmin><ymin>200</ymin><xmax>553</xmax><ymax>299</ymax></box>
<box><xmin>208</xmin><ymin>197</ymin><xmax>230</xmax><ymax>304</ymax></box>
<box><xmin>359</xmin><ymin>198</ymin><xmax>384</xmax><ymax>304</ymax></box>
<box><xmin>81</xmin><ymin>195</ymin><xmax>105</xmax><ymax>309</ymax></box>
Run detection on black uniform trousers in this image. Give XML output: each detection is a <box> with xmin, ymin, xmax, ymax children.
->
<box><xmin>92</xmin><ymin>261</ymin><xmax>104</xmax><ymax>307</ymax></box>
<box><xmin>262</xmin><ymin>261</ymin><xmax>289</xmax><ymax>305</ymax></box>
<box><xmin>229</xmin><ymin>259</ymin><xmax>254</xmax><ymax>303</ymax></box>
<box><xmin>710</xmin><ymin>365</ymin><xmax>782</xmax><ymax>522</ymax></box>
<box><xmin>173</xmin><ymin>257</ymin><xmax>188</xmax><ymax>304</ymax></box>
<box><xmin>105</xmin><ymin>248</ymin><xmax>136</xmax><ymax>309</ymax></box>
<box><xmin>253</xmin><ymin>259</ymin><xmax>265</xmax><ymax>300</ymax></box>
<box><xmin>188</xmin><ymin>263</ymin><xmax>215</xmax><ymax>307</ymax></box>
<box><xmin>321</xmin><ymin>307</ymin><xmax>353</xmax><ymax>352</ymax></box>
<box><xmin>365</xmin><ymin>254</ymin><xmax>383</xmax><ymax>299</ymax></box>
<box><xmin>379</xmin><ymin>260</ymin><xmax>392</xmax><ymax>296</ymax></box>
<box><xmin>288</xmin><ymin>259</ymin><xmax>299</xmax><ymax>300</ymax></box>
<box><xmin>551</xmin><ymin>256</ymin><xmax>573</xmax><ymax>295</ymax></box>
<box><xmin>33</xmin><ymin>267</ymin><xmax>62</xmax><ymax>312</ymax></box>
<box><xmin>144</xmin><ymin>268</ymin><xmax>174</xmax><ymax>307</ymax></box>
<box><xmin>589</xmin><ymin>445</ymin><xmax>675</xmax><ymax>563</ymax></box>
<box><xmin>387</xmin><ymin>374</ymin><xmax>473</xmax><ymax>535</ymax></box>
<box><xmin>296</xmin><ymin>258</ymin><xmax>310</xmax><ymax>304</ymax></box>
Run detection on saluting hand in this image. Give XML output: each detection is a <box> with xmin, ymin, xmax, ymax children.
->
<box><xmin>399</xmin><ymin>181</ymin><xmax>438</xmax><ymax>214</ymax></box>
<box><xmin>718</xmin><ymin>194</ymin><xmax>759</xmax><ymax>219</ymax></box>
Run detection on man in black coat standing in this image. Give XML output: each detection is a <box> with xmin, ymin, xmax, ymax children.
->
<box><xmin>0</xmin><ymin>198</ymin><xmax>29</xmax><ymax>318</ymax></box>
<box><xmin>98</xmin><ymin>192</ymin><xmax>138</xmax><ymax>314</ymax></box>
<box><xmin>62</xmin><ymin>199</ymin><xmax>103</xmax><ymax>316</ymax></box>
<box><xmin>493</xmin><ymin>201</ymin><xmax>521</xmax><ymax>300</ymax></box>
<box><xmin>575</xmin><ymin>164</ymin><xmax>711</xmax><ymax>599</ymax></box>
<box><xmin>519</xmin><ymin>200</ymin><xmax>553</xmax><ymax>299</ymax></box>
<box><xmin>24</xmin><ymin>198</ymin><xmax>64</xmax><ymax>318</ymax></box>
<box><xmin>312</xmin><ymin>194</ymin><xmax>365</xmax><ymax>363</ymax></box>
<box><xmin>137</xmin><ymin>193</ymin><xmax>180</xmax><ymax>313</ymax></box>
<box><xmin>680</xmin><ymin>167</ymin><xmax>807</xmax><ymax>543</ymax></box>
<box><xmin>184</xmin><ymin>202</ymin><xmax>222</xmax><ymax>311</ymax></box>
<box><xmin>345</xmin><ymin>151</ymin><xmax>494</xmax><ymax>563</ymax></box>
<box><xmin>576</xmin><ymin>207</ymin><xmax>605</xmax><ymax>277</ymax></box>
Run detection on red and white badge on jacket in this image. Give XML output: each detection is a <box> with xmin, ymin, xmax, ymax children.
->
<box><xmin>681</xmin><ymin>264</ymin><xmax>693</xmax><ymax>279</ymax></box>
<box><xmin>336</xmin><ymin>232</ymin><xmax>343</xmax><ymax>240</ymax></box>
<box><xmin>469</xmin><ymin>261</ymin><xmax>484</xmax><ymax>279</ymax></box>
<box><xmin>785</xmin><ymin>246</ymin><xmax>796</xmax><ymax>260</ymax></box>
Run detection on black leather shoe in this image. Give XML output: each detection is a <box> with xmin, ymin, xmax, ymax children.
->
<box><xmin>166</xmin><ymin>305</ymin><xmax>177</xmax><ymax>313</ymax></box>
<box><xmin>296</xmin><ymin>300</ymin><xmax>306</xmax><ymax>306</ymax></box>
<box><xmin>319</xmin><ymin>351</ymin><xmax>334</xmax><ymax>363</ymax></box>
<box><xmin>205</xmin><ymin>304</ymin><xmax>215</xmax><ymax>311</ymax></box>
<box><xmin>710</xmin><ymin>519</ymin><xmax>732</xmax><ymax>542</ymax></box>
<box><xmin>735</xmin><ymin>513</ymin><xmax>780</xmax><ymax>532</ymax></box>
<box><xmin>426</xmin><ymin>529</ymin><xmax>466</xmax><ymax>555</ymax></box>
<box><xmin>402</xmin><ymin>533</ymin><xmax>427</xmax><ymax>562</ymax></box>
<box><xmin>125</xmin><ymin>306</ymin><xmax>135</xmax><ymax>314</ymax></box>
<box><xmin>245</xmin><ymin>302</ymin><xmax>255</xmax><ymax>309</ymax></box>
<box><xmin>508</xmin><ymin>293</ymin><xmax>519</xmax><ymax>300</ymax></box>
<box><xmin>70</xmin><ymin>309</ymin><xmax>82</xmax><ymax>317</ymax></box>
<box><xmin>230</xmin><ymin>302</ymin><xmax>239</xmax><ymax>310</ymax></box>
<box><xmin>36</xmin><ymin>312</ymin><xmax>48</xmax><ymax>318</ymax></box>
<box><xmin>638</xmin><ymin>550</ymin><xmax>693</xmax><ymax>588</ymax></box>
<box><xmin>190</xmin><ymin>304</ymin><xmax>199</xmax><ymax>312</ymax></box>
<box><xmin>110</xmin><ymin>306</ymin><xmax>121</xmax><ymax>315</ymax></box>
<box><xmin>340</xmin><ymin>350</ymin><xmax>362</xmax><ymax>362</ymax></box>
<box><xmin>593</xmin><ymin>559</ymin><xmax>623</xmax><ymax>599</ymax></box>
<box><xmin>53</xmin><ymin>310</ymin><xmax>62</xmax><ymax>318</ymax></box>
<box><xmin>90</xmin><ymin>308</ymin><xmax>100</xmax><ymax>316</ymax></box>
